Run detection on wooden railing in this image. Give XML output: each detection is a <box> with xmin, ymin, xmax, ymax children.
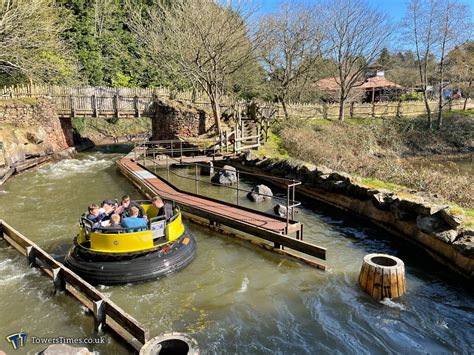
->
<box><xmin>0</xmin><ymin>220</ymin><xmax>150</xmax><ymax>351</ymax></box>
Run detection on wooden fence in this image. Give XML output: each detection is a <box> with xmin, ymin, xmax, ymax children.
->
<box><xmin>0</xmin><ymin>85</ymin><xmax>245</xmax><ymax>118</ymax></box>
<box><xmin>276</xmin><ymin>99</ymin><xmax>474</xmax><ymax>119</ymax></box>
<box><xmin>1</xmin><ymin>84</ymin><xmax>471</xmax><ymax>120</ymax></box>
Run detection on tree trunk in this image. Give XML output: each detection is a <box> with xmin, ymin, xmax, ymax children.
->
<box><xmin>437</xmin><ymin>67</ymin><xmax>444</xmax><ymax>130</ymax></box>
<box><xmin>422</xmin><ymin>89</ymin><xmax>432</xmax><ymax>129</ymax></box>
<box><xmin>281</xmin><ymin>99</ymin><xmax>289</xmax><ymax>120</ymax></box>
<box><xmin>338</xmin><ymin>90</ymin><xmax>345</xmax><ymax>121</ymax></box>
<box><xmin>210</xmin><ymin>99</ymin><xmax>222</xmax><ymax>134</ymax></box>
<box><xmin>463</xmin><ymin>78</ymin><xmax>472</xmax><ymax>110</ymax></box>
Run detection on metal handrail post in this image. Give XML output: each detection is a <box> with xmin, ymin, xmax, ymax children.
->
<box><xmin>195</xmin><ymin>163</ymin><xmax>198</xmax><ymax>194</ymax></box>
<box><xmin>134</xmin><ymin>142</ymin><xmax>137</xmax><ymax>161</ymax></box>
<box><xmin>286</xmin><ymin>184</ymin><xmax>290</xmax><ymax>234</ymax></box>
<box><xmin>144</xmin><ymin>144</ymin><xmax>147</xmax><ymax>166</ymax></box>
<box><xmin>292</xmin><ymin>181</ymin><xmax>296</xmax><ymax>220</ymax></box>
<box><xmin>236</xmin><ymin>171</ymin><xmax>240</xmax><ymax>206</ymax></box>
<box><xmin>171</xmin><ymin>142</ymin><xmax>174</xmax><ymax>157</ymax></box>
<box><xmin>166</xmin><ymin>155</ymin><xmax>169</xmax><ymax>180</ymax></box>
<box><xmin>180</xmin><ymin>141</ymin><xmax>183</xmax><ymax>158</ymax></box>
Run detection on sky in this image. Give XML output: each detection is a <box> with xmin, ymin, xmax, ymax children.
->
<box><xmin>257</xmin><ymin>0</ymin><xmax>474</xmax><ymax>23</ymax></box>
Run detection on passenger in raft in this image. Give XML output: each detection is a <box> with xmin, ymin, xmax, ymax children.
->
<box><xmin>86</xmin><ymin>204</ymin><xmax>109</xmax><ymax>226</ymax></box>
<box><xmin>103</xmin><ymin>214</ymin><xmax>123</xmax><ymax>233</ymax></box>
<box><xmin>116</xmin><ymin>195</ymin><xmax>145</xmax><ymax>218</ymax></box>
<box><xmin>121</xmin><ymin>206</ymin><xmax>147</xmax><ymax>232</ymax></box>
<box><xmin>99</xmin><ymin>199</ymin><xmax>117</xmax><ymax>215</ymax></box>
<box><xmin>151</xmin><ymin>195</ymin><xmax>173</xmax><ymax>220</ymax></box>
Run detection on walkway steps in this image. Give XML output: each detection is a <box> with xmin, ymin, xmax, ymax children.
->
<box><xmin>117</xmin><ymin>154</ymin><xmax>327</xmax><ymax>265</ymax></box>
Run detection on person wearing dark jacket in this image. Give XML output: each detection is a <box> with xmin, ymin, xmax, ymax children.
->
<box><xmin>86</xmin><ymin>204</ymin><xmax>107</xmax><ymax>226</ymax></box>
<box><xmin>151</xmin><ymin>196</ymin><xmax>174</xmax><ymax>220</ymax></box>
<box><xmin>116</xmin><ymin>195</ymin><xmax>145</xmax><ymax>218</ymax></box>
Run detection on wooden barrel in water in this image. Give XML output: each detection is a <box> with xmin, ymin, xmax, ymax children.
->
<box><xmin>358</xmin><ymin>253</ymin><xmax>405</xmax><ymax>300</ymax></box>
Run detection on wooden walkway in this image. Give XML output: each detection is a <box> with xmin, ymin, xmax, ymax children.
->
<box><xmin>117</xmin><ymin>153</ymin><xmax>327</xmax><ymax>265</ymax></box>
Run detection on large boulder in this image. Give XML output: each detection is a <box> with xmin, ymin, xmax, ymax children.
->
<box><xmin>211</xmin><ymin>165</ymin><xmax>237</xmax><ymax>185</ymax></box>
<box><xmin>453</xmin><ymin>234</ymin><xmax>474</xmax><ymax>258</ymax></box>
<box><xmin>273</xmin><ymin>204</ymin><xmax>287</xmax><ymax>217</ymax></box>
<box><xmin>247</xmin><ymin>184</ymin><xmax>273</xmax><ymax>203</ymax></box>
<box><xmin>439</xmin><ymin>208</ymin><xmax>465</xmax><ymax>229</ymax></box>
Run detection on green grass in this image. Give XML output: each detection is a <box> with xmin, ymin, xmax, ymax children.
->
<box><xmin>255</xmin><ymin>129</ymin><xmax>289</xmax><ymax>158</ymax></box>
<box><xmin>359</xmin><ymin>177</ymin><xmax>407</xmax><ymax>191</ymax></box>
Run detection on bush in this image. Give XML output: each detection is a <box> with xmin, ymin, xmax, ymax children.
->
<box><xmin>276</xmin><ymin>115</ymin><xmax>474</xmax><ymax>208</ymax></box>
<box><xmin>400</xmin><ymin>92</ymin><xmax>423</xmax><ymax>101</ymax></box>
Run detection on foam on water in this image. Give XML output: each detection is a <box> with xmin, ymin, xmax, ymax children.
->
<box><xmin>380</xmin><ymin>298</ymin><xmax>406</xmax><ymax>311</ymax></box>
<box><xmin>37</xmin><ymin>155</ymin><xmax>114</xmax><ymax>180</ymax></box>
<box><xmin>238</xmin><ymin>275</ymin><xmax>249</xmax><ymax>293</ymax></box>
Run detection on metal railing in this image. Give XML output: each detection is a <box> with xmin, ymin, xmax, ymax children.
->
<box><xmin>134</xmin><ymin>142</ymin><xmax>302</xmax><ymax>236</ymax></box>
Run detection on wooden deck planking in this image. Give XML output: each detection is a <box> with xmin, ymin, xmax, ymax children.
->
<box><xmin>121</xmin><ymin>158</ymin><xmax>296</xmax><ymax>234</ymax></box>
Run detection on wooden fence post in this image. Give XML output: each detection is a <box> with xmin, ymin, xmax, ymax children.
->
<box><xmin>113</xmin><ymin>94</ymin><xmax>120</xmax><ymax>118</ymax></box>
<box><xmin>350</xmin><ymin>102</ymin><xmax>354</xmax><ymax>118</ymax></box>
<box><xmin>396</xmin><ymin>100</ymin><xmax>402</xmax><ymax>118</ymax></box>
<box><xmin>92</xmin><ymin>94</ymin><xmax>98</xmax><ymax>117</ymax></box>
<box><xmin>134</xmin><ymin>95</ymin><xmax>140</xmax><ymax>117</ymax></box>
<box><xmin>323</xmin><ymin>103</ymin><xmax>328</xmax><ymax>120</ymax></box>
<box><xmin>69</xmin><ymin>96</ymin><xmax>76</xmax><ymax>118</ymax></box>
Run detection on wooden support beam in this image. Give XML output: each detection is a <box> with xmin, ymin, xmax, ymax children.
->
<box><xmin>52</xmin><ymin>267</ymin><xmax>66</xmax><ymax>293</ymax></box>
<box><xmin>0</xmin><ymin>220</ymin><xmax>149</xmax><ymax>350</ymax></box>
<box><xmin>93</xmin><ymin>300</ymin><xmax>106</xmax><ymax>333</ymax></box>
<box><xmin>26</xmin><ymin>246</ymin><xmax>36</xmax><ymax>267</ymax></box>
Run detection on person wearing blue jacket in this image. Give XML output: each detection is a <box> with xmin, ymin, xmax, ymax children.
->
<box><xmin>121</xmin><ymin>206</ymin><xmax>147</xmax><ymax>232</ymax></box>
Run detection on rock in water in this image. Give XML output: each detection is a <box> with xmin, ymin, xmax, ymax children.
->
<box><xmin>273</xmin><ymin>204</ymin><xmax>287</xmax><ymax>217</ymax></box>
<box><xmin>211</xmin><ymin>165</ymin><xmax>237</xmax><ymax>185</ymax></box>
<box><xmin>247</xmin><ymin>184</ymin><xmax>273</xmax><ymax>203</ymax></box>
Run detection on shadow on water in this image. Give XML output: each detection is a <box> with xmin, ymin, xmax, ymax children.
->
<box><xmin>90</xmin><ymin>143</ymin><xmax>134</xmax><ymax>154</ymax></box>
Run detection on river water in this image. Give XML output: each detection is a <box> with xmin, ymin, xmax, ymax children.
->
<box><xmin>0</xmin><ymin>146</ymin><xmax>472</xmax><ymax>354</ymax></box>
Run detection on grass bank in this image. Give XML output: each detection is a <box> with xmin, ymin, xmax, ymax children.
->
<box><xmin>71</xmin><ymin>117</ymin><xmax>151</xmax><ymax>143</ymax></box>
<box><xmin>262</xmin><ymin>111</ymin><xmax>473</xmax><ymax>209</ymax></box>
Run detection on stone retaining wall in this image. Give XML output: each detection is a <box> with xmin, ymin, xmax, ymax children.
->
<box><xmin>0</xmin><ymin>98</ymin><xmax>74</xmax><ymax>181</ymax></box>
<box><xmin>233</xmin><ymin>152</ymin><xmax>473</xmax><ymax>279</ymax></box>
<box><xmin>151</xmin><ymin>98</ymin><xmax>212</xmax><ymax>140</ymax></box>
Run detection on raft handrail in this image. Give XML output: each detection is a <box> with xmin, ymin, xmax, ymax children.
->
<box><xmin>137</xmin><ymin>140</ymin><xmax>299</xmax><ymax>185</ymax></box>
<box><xmin>135</xmin><ymin>144</ymin><xmax>302</xmax><ymax>232</ymax></box>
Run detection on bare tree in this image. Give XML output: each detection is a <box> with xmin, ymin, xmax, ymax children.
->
<box><xmin>320</xmin><ymin>0</ymin><xmax>393</xmax><ymax>120</ymax></box>
<box><xmin>404</xmin><ymin>0</ymin><xmax>471</xmax><ymax>129</ymax></box>
<box><xmin>0</xmin><ymin>0</ymin><xmax>76</xmax><ymax>84</ymax></box>
<box><xmin>94</xmin><ymin>0</ymin><xmax>115</xmax><ymax>38</ymax></box>
<box><xmin>434</xmin><ymin>0</ymin><xmax>471</xmax><ymax>129</ymax></box>
<box><xmin>128</xmin><ymin>0</ymin><xmax>256</xmax><ymax>133</ymax></box>
<box><xmin>255</xmin><ymin>0</ymin><xmax>324</xmax><ymax>119</ymax></box>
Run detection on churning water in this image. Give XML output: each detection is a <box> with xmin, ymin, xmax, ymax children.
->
<box><xmin>0</xmin><ymin>146</ymin><xmax>472</xmax><ymax>354</ymax></box>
